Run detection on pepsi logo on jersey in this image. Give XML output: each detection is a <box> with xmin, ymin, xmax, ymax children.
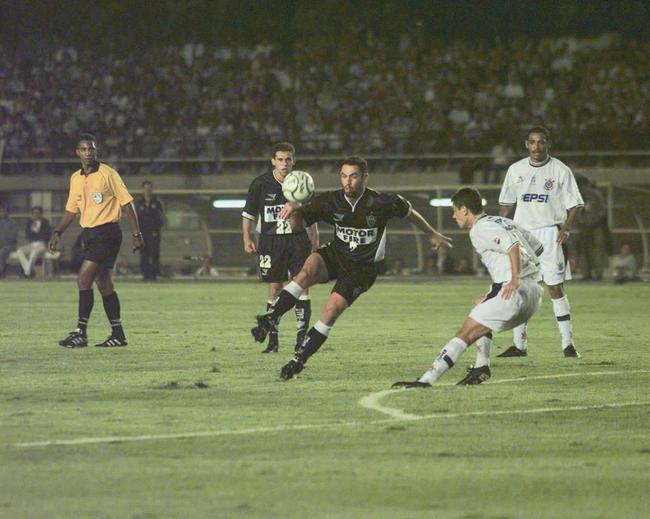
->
<box><xmin>522</xmin><ymin>193</ymin><xmax>549</xmax><ymax>202</ymax></box>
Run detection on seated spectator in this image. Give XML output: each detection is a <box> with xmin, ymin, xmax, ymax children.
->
<box><xmin>610</xmin><ymin>243</ymin><xmax>640</xmax><ymax>284</ymax></box>
<box><xmin>0</xmin><ymin>202</ymin><xmax>18</xmax><ymax>277</ymax></box>
<box><xmin>15</xmin><ymin>206</ymin><xmax>51</xmax><ymax>278</ymax></box>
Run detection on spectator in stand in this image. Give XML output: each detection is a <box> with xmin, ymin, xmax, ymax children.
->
<box><xmin>611</xmin><ymin>243</ymin><xmax>639</xmax><ymax>284</ymax></box>
<box><xmin>135</xmin><ymin>181</ymin><xmax>165</xmax><ymax>281</ymax></box>
<box><xmin>15</xmin><ymin>205</ymin><xmax>51</xmax><ymax>278</ymax></box>
<box><xmin>0</xmin><ymin>202</ymin><xmax>18</xmax><ymax>277</ymax></box>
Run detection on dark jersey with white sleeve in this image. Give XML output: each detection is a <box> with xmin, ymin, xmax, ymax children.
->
<box><xmin>301</xmin><ymin>187</ymin><xmax>412</xmax><ymax>265</ymax></box>
<box><xmin>242</xmin><ymin>171</ymin><xmax>299</xmax><ymax>236</ymax></box>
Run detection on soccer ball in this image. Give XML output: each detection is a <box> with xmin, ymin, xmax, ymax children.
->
<box><xmin>282</xmin><ymin>170</ymin><xmax>315</xmax><ymax>203</ymax></box>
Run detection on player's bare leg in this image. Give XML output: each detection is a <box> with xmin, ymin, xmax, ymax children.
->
<box><xmin>95</xmin><ymin>268</ymin><xmax>127</xmax><ymax>347</ymax></box>
<box><xmin>261</xmin><ymin>282</ymin><xmax>283</xmax><ymax>353</ymax></box>
<box><xmin>393</xmin><ymin>317</ymin><xmax>492</xmax><ymax>388</ymax></box>
<box><xmin>280</xmin><ymin>292</ymin><xmax>348</xmax><ymax>380</ymax></box>
<box><xmin>252</xmin><ymin>253</ymin><xmax>328</xmax><ymax>343</ymax></box>
<box><xmin>59</xmin><ymin>259</ymin><xmax>102</xmax><ymax>348</ymax></box>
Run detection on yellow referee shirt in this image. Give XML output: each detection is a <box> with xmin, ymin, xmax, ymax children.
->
<box><xmin>65</xmin><ymin>163</ymin><xmax>134</xmax><ymax>228</ymax></box>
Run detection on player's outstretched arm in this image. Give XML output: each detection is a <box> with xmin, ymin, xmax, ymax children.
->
<box><xmin>278</xmin><ymin>202</ymin><xmax>300</xmax><ymax>220</ymax></box>
<box><xmin>408</xmin><ymin>209</ymin><xmax>453</xmax><ymax>250</ymax></box>
<box><xmin>48</xmin><ymin>210</ymin><xmax>77</xmax><ymax>252</ymax></box>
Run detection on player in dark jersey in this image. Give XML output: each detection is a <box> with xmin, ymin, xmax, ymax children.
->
<box><xmin>251</xmin><ymin>156</ymin><xmax>453</xmax><ymax>379</ymax></box>
<box><xmin>242</xmin><ymin>142</ymin><xmax>319</xmax><ymax>353</ymax></box>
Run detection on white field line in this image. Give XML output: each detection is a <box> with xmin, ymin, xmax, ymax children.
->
<box><xmin>359</xmin><ymin>369</ymin><xmax>650</xmax><ymax>419</ymax></box>
<box><xmin>10</xmin><ymin>370</ymin><xmax>650</xmax><ymax>449</ymax></box>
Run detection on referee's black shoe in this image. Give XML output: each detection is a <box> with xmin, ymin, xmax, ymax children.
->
<box><xmin>280</xmin><ymin>358</ymin><xmax>304</xmax><ymax>380</ymax></box>
<box><xmin>391</xmin><ymin>380</ymin><xmax>431</xmax><ymax>389</ymax></box>
<box><xmin>251</xmin><ymin>313</ymin><xmax>274</xmax><ymax>343</ymax></box>
<box><xmin>58</xmin><ymin>330</ymin><xmax>88</xmax><ymax>348</ymax></box>
<box><xmin>496</xmin><ymin>345</ymin><xmax>527</xmax><ymax>357</ymax></box>
<box><xmin>456</xmin><ymin>365</ymin><xmax>491</xmax><ymax>385</ymax></box>
<box><xmin>95</xmin><ymin>335</ymin><xmax>128</xmax><ymax>347</ymax></box>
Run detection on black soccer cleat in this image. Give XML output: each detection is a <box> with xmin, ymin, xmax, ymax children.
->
<box><xmin>391</xmin><ymin>380</ymin><xmax>432</xmax><ymax>389</ymax></box>
<box><xmin>261</xmin><ymin>342</ymin><xmax>279</xmax><ymax>354</ymax></box>
<box><xmin>563</xmin><ymin>344</ymin><xmax>581</xmax><ymax>358</ymax></box>
<box><xmin>497</xmin><ymin>345</ymin><xmax>528</xmax><ymax>357</ymax></box>
<box><xmin>95</xmin><ymin>335</ymin><xmax>128</xmax><ymax>348</ymax></box>
<box><xmin>280</xmin><ymin>358</ymin><xmax>304</xmax><ymax>380</ymax></box>
<box><xmin>251</xmin><ymin>313</ymin><xmax>274</xmax><ymax>343</ymax></box>
<box><xmin>58</xmin><ymin>330</ymin><xmax>88</xmax><ymax>348</ymax></box>
<box><xmin>456</xmin><ymin>365</ymin><xmax>492</xmax><ymax>385</ymax></box>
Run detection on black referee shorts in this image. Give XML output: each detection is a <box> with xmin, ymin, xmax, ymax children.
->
<box><xmin>316</xmin><ymin>243</ymin><xmax>378</xmax><ymax>305</ymax></box>
<box><xmin>81</xmin><ymin>222</ymin><xmax>122</xmax><ymax>269</ymax></box>
<box><xmin>258</xmin><ymin>231</ymin><xmax>311</xmax><ymax>283</ymax></box>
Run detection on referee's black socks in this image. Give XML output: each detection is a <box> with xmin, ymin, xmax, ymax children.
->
<box><xmin>102</xmin><ymin>292</ymin><xmax>125</xmax><ymax>339</ymax></box>
<box><xmin>77</xmin><ymin>289</ymin><xmax>94</xmax><ymax>335</ymax></box>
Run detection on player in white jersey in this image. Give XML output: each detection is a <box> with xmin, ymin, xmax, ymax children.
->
<box><xmin>498</xmin><ymin>126</ymin><xmax>583</xmax><ymax>358</ymax></box>
<box><xmin>393</xmin><ymin>187</ymin><xmax>544</xmax><ymax>388</ymax></box>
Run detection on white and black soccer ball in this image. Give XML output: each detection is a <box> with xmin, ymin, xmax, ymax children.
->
<box><xmin>282</xmin><ymin>170</ymin><xmax>315</xmax><ymax>203</ymax></box>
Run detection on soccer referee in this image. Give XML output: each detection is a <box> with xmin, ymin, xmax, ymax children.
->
<box><xmin>48</xmin><ymin>133</ymin><xmax>143</xmax><ymax>348</ymax></box>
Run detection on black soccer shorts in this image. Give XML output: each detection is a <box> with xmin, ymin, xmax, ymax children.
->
<box><xmin>257</xmin><ymin>231</ymin><xmax>311</xmax><ymax>283</ymax></box>
<box><xmin>82</xmin><ymin>222</ymin><xmax>122</xmax><ymax>269</ymax></box>
<box><xmin>316</xmin><ymin>242</ymin><xmax>378</xmax><ymax>305</ymax></box>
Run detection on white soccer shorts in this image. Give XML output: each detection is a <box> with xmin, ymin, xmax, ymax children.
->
<box><xmin>469</xmin><ymin>279</ymin><xmax>543</xmax><ymax>332</ymax></box>
<box><xmin>530</xmin><ymin>226</ymin><xmax>572</xmax><ymax>285</ymax></box>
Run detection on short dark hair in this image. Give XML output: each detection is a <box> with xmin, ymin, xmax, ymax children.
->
<box><xmin>340</xmin><ymin>156</ymin><xmax>368</xmax><ymax>175</ymax></box>
<box><xmin>526</xmin><ymin>125</ymin><xmax>551</xmax><ymax>141</ymax></box>
<box><xmin>31</xmin><ymin>205</ymin><xmax>43</xmax><ymax>213</ymax></box>
<box><xmin>78</xmin><ymin>132</ymin><xmax>97</xmax><ymax>146</ymax></box>
<box><xmin>451</xmin><ymin>187</ymin><xmax>483</xmax><ymax>214</ymax></box>
<box><xmin>272</xmin><ymin>142</ymin><xmax>295</xmax><ymax>158</ymax></box>
<box><xmin>142</xmin><ymin>180</ymin><xmax>153</xmax><ymax>187</ymax></box>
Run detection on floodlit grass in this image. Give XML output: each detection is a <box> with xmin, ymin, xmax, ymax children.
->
<box><xmin>1</xmin><ymin>279</ymin><xmax>649</xmax><ymax>518</ymax></box>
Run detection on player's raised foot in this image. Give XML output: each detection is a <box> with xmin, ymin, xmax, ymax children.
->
<box><xmin>563</xmin><ymin>344</ymin><xmax>581</xmax><ymax>358</ymax></box>
<box><xmin>95</xmin><ymin>335</ymin><xmax>128</xmax><ymax>348</ymax></box>
<box><xmin>456</xmin><ymin>365</ymin><xmax>491</xmax><ymax>385</ymax></box>
<box><xmin>58</xmin><ymin>330</ymin><xmax>88</xmax><ymax>348</ymax></box>
<box><xmin>391</xmin><ymin>380</ymin><xmax>431</xmax><ymax>389</ymax></box>
<box><xmin>496</xmin><ymin>345</ymin><xmax>527</xmax><ymax>357</ymax></box>
<box><xmin>251</xmin><ymin>313</ymin><xmax>274</xmax><ymax>343</ymax></box>
<box><xmin>280</xmin><ymin>358</ymin><xmax>304</xmax><ymax>380</ymax></box>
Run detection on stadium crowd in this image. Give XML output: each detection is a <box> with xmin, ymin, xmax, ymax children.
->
<box><xmin>0</xmin><ymin>34</ymin><xmax>648</xmax><ymax>161</ymax></box>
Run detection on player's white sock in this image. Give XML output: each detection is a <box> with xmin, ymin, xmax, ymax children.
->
<box><xmin>474</xmin><ymin>333</ymin><xmax>492</xmax><ymax>368</ymax></box>
<box><xmin>512</xmin><ymin>322</ymin><xmax>528</xmax><ymax>351</ymax></box>
<box><xmin>418</xmin><ymin>337</ymin><xmax>468</xmax><ymax>384</ymax></box>
<box><xmin>313</xmin><ymin>320</ymin><xmax>332</xmax><ymax>337</ymax></box>
<box><xmin>284</xmin><ymin>281</ymin><xmax>305</xmax><ymax>299</ymax></box>
<box><xmin>552</xmin><ymin>296</ymin><xmax>573</xmax><ymax>348</ymax></box>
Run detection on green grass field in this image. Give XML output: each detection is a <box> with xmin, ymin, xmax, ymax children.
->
<box><xmin>2</xmin><ymin>279</ymin><xmax>649</xmax><ymax>518</ymax></box>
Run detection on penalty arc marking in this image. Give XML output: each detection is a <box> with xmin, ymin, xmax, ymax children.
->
<box><xmin>358</xmin><ymin>369</ymin><xmax>650</xmax><ymax>419</ymax></box>
<box><xmin>10</xmin><ymin>370</ymin><xmax>650</xmax><ymax>449</ymax></box>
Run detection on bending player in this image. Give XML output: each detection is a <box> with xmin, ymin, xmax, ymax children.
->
<box><xmin>393</xmin><ymin>187</ymin><xmax>544</xmax><ymax>388</ymax></box>
<box><xmin>251</xmin><ymin>156</ymin><xmax>453</xmax><ymax>380</ymax></box>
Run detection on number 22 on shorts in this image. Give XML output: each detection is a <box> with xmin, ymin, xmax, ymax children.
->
<box><xmin>259</xmin><ymin>255</ymin><xmax>271</xmax><ymax>268</ymax></box>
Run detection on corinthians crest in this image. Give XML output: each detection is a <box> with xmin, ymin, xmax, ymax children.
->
<box><xmin>366</xmin><ymin>214</ymin><xmax>376</xmax><ymax>226</ymax></box>
<box><xmin>544</xmin><ymin>178</ymin><xmax>555</xmax><ymax>191</ymax></box>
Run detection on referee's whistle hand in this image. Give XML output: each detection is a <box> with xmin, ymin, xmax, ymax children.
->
<box><xmin>47</xmin><ymin>236</ymin><xmax>59</xmax><ymax>253</ymax></box>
